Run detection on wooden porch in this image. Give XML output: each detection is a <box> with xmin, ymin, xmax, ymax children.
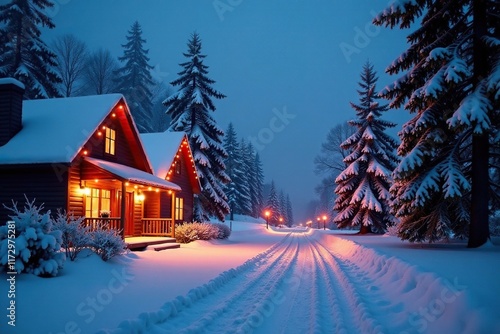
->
<box><xmin>83</xmin><ymin>217</ymin><xmax>175</xmax><ymax>237</ymax></box>
<box><xmin>124</xmin><ymin>236</ymin><xmax>180</xmax><ymax>251</ymax></box>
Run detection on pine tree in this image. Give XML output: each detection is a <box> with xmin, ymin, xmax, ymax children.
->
<box><xmin>266</xmin><ymin>181</ymin><xmax>280</xmax><ymax>226</ymax></box>
<box><xmin>239</xmin><ymin>139</ymin><xmax>254</xmax><ymax>216</ymax></box>
<box><xmin>252</xmin><ymin>152</ymin><xmax>265</xmax><ymax>217</ymax></box>
<box><xmin>374</xmin><ymin>0</ymin><xmax>499</xmax><ymax>245</ymax></box>
<box><xmin>115</xmin><ymin>21</ymin><xmax>155</xmax><ymax>133</ymax></box>
<box><xmin>278</xmin><ymin>190</ymin><xmax>286</xmax><ymax>225</ymax></box>
<box><xmin>334</xmin><ymin>61</ymin><xmax>399</xmax><ymax>234</ymax></box>
<box><xmin>0</xmin><ymin>0</ymin><xmax>61</xmax><ymax>99</ymax></box>
<box><xmin>286</xmin><ymin>194</ymin><xmax>294</xmax><ymax>227</ymax></box>
<box><xmin>223</xmin><ymin>123</ymin><xmax>250</xmax><ymax>218</ymax></box>
<box><xmin>164</xmin><ymin>32</ymin><xmax>229</xmax><ymax>221</ymax></box>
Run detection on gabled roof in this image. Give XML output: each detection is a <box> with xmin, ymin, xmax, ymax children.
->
<box><xmin>140</xmin><ymin>131</ymin><xmax>202</xmax><ymax>193</ymax></box>
<box><xmin>0</xmin><ymin>94</ymin><xmax>127</xmax><ymax>164</ymax></box>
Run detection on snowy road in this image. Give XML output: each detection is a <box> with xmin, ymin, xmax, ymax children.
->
<box><xmin>106</xmin><ymin>232</ymin><xmax>398</xmax><ymax>333</ymax></box>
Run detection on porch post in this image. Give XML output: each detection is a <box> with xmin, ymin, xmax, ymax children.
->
<box><xmin>120</xmin><ymin>181</ymin><xmax>126</xmax><ymax>238</ymax></box>
<box><xmin>171</xmin><ymin>191</ymin><xmax>176</xmax><ymax>238</ymax></box>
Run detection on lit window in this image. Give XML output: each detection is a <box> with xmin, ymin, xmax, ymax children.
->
<box><xmin>175</xmin><ymin>197</ymin><xmax>184</xmax><ymax>221</ymax></box>
<box><xmin>85</xmin><ymin>188</ymin><xmax>111</xmax><ymax>218</ymax></box>
<box><xmin>105</xmin><ymin>128</ymin><xmax>116</xmax><ymax>155</ymax></box>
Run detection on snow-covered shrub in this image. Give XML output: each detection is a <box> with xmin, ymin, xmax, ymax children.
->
<box><xmin>385</xmin><ymin>224</ymin><xmax>400</xmax><ymax>237</ymax></box>
<box><xmin>52</xmin><ymin>210</ymin><xmax>91</xmax><ymax>261</ymax></box>
<box><xmin>175</xmin><ymin>223</ymin><xmax>200</xmax><ymax>243</ymax></box>
<box><xmin>0</xmin><ymin>198</ymin><xmax>65</xmax><ymax>277</ymax></box>
<box><xmin>175</xmin><ymin>222</ymin><xmax>231</xmax><ymax>243</ymax></box>
<box><xmin>89</xmin><ymin>223</ymin><xmax>127</xmax><ymax>261</ymax></box>
<box><xmin>212</xmin><ymin>223</ymin><xmax>231</xmax><ymax>239</ymax></box>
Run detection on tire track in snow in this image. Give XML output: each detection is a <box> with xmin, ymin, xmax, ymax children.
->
<box><xmin>101</xmin><ymin>232</ymin><xmax>396</xmax><ymax>334</ymax></box>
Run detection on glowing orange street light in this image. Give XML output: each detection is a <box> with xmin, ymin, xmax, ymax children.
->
<box><xmin>317</xmin><ymin>216</ymin><xmax>321</xmax><ymax>229</ymax></box>
<box><xmin>264</xmin><ymin>210</ymin><xmax>270</xmax><ymax>229</ymax></box>
<box><xmin>279</xmin><ymin>217</ymin><xmax>283</xmax><ymax>227</ymax></box>
<box><xmin>322</xmin><ymin>215</ymin><xmax>327</xmax><ymax>230</ymax></box>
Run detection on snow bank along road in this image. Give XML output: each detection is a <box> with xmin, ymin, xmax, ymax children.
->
<box><xmin>99</xmin><ymin>230</ymin><xmax>489</xmax><ymax>334</ymax></box>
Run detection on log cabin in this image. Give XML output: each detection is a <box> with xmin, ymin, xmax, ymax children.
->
<box><xmin>0</xmin><ymin>78</ymin><xmax>199</xmax><ymax>239</ymax></box>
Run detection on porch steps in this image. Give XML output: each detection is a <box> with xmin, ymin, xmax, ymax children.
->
<box><xmin>126</xmin><ymin>237</ymin><xmax>179</xmax><ymax>251</ymax></box>
<box><xmin>154</xmin><ymin>243</ymin><xmax>181</xmax><ymax>251</ymax></box>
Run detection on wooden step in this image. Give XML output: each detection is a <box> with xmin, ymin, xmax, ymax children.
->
<box><xmin>154</xmin><ymin>243</ymin><xmax>181</xmax><ymax>251</ymax></box>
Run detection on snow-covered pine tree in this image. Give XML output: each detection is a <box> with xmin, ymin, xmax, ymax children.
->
<box><xmin>374</xmin><ymin>0</ymin><xmax>499</xmax><ymax>246</ymax></box>
<box><xmin>164</xmin><ymin>32</ymin><xmax>229</xmax><ymax>221</ymax></box>
<box><xmin>238</xmin><ymin>139</ymin><xmax>254</xmax><ymax>216</ymax></box>
<box><xmin>334</xmin><ymin>61</ymin><xmax>399</xmax><ymax>234</ymax></box>
<box><xmin>252</xmin><ymin>152</ymin><xmax>265</xmax><ymax>218</ymax></box>
<box><xmin>223</xmin><ymin>123</ymin><xmax>250</xmax><ymax>219</ymax></box>
<box><xmin>266</xmin><ymin>181</ymin><xmax>280</xmax><ymax>226</ymax></box>
<box><xmin>114</xmin><ymin>21</ymin><xmax>155</xmax><ymax>133</ymax></box>
<box><xmin>0</xmin><ymin>0</ymin><xmax>61</xmax><ymax>99</ymax></box>
<box><xmin>286</xmin><ymin>194</ymin><xmax>294</xmax><ymax>227</ymax></box>
<box><xmin>278</xmin><ymin>190</ymin><xmax>286</xmax><ymax>225</ymax></box>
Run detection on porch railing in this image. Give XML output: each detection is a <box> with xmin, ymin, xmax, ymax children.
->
<box><xmin>83</xmin><ymin>217</ymin><xmax>121</xmax><ymax>231</ymax></box>
<box><xmin>142</xmin><ymin>218</ymin><xmax>174</xmax><ymax>236</ymax></box>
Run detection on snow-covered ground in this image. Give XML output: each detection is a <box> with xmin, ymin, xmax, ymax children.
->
<box><xmin>1</xmin><ymin>217</ymin><xmax>499</xmax><ymax>333</ymax></box>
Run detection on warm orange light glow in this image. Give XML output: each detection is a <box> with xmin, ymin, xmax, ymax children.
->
<box><xmin>83</xmin><ymin>150</ymin><xmax>88</xmax><ymax>155</ymax></box>
<box><xmin>148</xmin><ymin>186</ymin><xmax>152</xmax><ymax>191</ymax></box>
<box><xmin>97</xmin><ymin>131</ymin><xmax>102</xmax><ymax>136</ymax></box>
<box><xmin>166</xmin><ymin>177</ymin><xmax>170</xmax><ymax>180</ymax></box>
<box><xmin>155</xmin><ymin>189</ymin><xmax>159</xmax><ymax>193</ymax></box>
<box><xmin>102</xmin><ymin>126</ymin><xmax>106</xmax><ymax>130</ymax></box>
<box><xmin>168</xmin><ymin>190</ymin><xmax>172</xmax><ymax>195</ymax></box>
<box><xmin>94</xmin><ymin>179</ymin><xmax>99</xmax><ymax>183</ymax></box>
<box><xmin>265</xmin><ymin>211</ymin><xmax>270</xmax><ymax>217</ymax></box>
<box><xmin>125</xmin><ymin>182</ymin><xmax>129</xmax><ymax>186</ymax></box>
<box><xmin>322</xmin><ymin>215</ymin><xmax>327</xmax><ymax>221</ymax></box>
<box><xmin>118</xmin><ymin>105</ymin><xmax>123</xmax><ymax>110</ymax></box>
<box><xmin>112</xmin><ymin>112</ymin><xmax>116</xmax><ymax>117</ymax></box>
<box><xmin>134</xmin><ymin>185</ymin><xmax>138</xmax><ymax>189</ymax></box>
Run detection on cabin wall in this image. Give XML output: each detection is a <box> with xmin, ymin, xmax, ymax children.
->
<box><xmin>143</xmin><ymin>191</ymin><xmax>160</xmax><ymax>218</ymax></box>
<box><xmin>86</xmin><ymin>118</ymin><xmax>140</xmax><ymax>169</ymax></box>
<box><xmin>169</xmin><ymin>152</ymin><xmax>195</xmax><ymax>222</ymax></box>
<box><xmin>0</xmin><ymin>165</ymin><xmax>68</xmax><ymax>224</ymax></box>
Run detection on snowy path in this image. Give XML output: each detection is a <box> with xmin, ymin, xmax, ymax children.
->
<box><xmin>103</xmin><ymin>232</ymin><xmax>401</xmax><ymax>334</ymax></box>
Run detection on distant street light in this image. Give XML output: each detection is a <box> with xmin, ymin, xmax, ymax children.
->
<box><xmin>317</xmin><ymin>217</ymin><xmax>320</xmax><ymax>229</ymax></box>
<box><xmin>322</xmin><ymin>215</ymin><xmax>327</xmax><ymax>230</ymax></box>
<box><xmin>279</xmin><ymin>217</ymin><xmax>283</xmax><ymax>227</ymax></box>
<box><xmin>265</xmin><ymin>210</ymin><xmax>270</xmax><ymax>229</ymax></box>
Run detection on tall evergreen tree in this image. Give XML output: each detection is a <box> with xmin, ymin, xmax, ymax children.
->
<box><xmin>252</xmin><ymin>152</ymin><xmax>265</xmax><ymax>217</ymax></box>
<box><xmin>164</xmin><ymin>32</ymin><xmax>229</xmax><ymax>221</ymax></box>
<box><xmin>115</xmin><ymin>21</ymin><xmax>155</xmax><ymax>133</ymax></box>
<box><xmin>266</xmin><ymin>181</ymin><xmax>280</xmax><ymax>226</ymax></box>
<box><xmin>0</xmin><ymin>0</ymin><xmax>61</xmax><ymax>98</ymax></box>
<box><xmin>286</xmin><ymin>194</ymin><xmax>294</xmax><ymax>227</ymax></box>
<box><xmin>239</xmin><ymin>139</ymin><xmax>254</xmax><ymax>216</ymax></box>
<box><xmin>278</xmin><ymin>190</ymin><xmax>286</xmax><ymax>225</ymax></box>
<box><xmin>223</xmin><ymin>123</ymin><xmax>250</xmax><ymax>218</ymax></box>
<box><xmin>334</xmin><ymin>61</ymin><xmax>399</xmax><ymax>234</ymax></box>
<box><xmin>374</xmin><ymin>0</ymin><xmax>499</xmax><ymax>246</ymax></box>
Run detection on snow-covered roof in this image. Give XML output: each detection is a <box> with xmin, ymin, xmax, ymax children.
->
<box><xmin>0</xmin><ymin>77</ymin><xmax>25</xmax><ymax>89</ymax></box>
<box><xmin>84</xmin><ymin>157</ymin><xmax>181</xmax><ymax>191</ymax></box>
<box><xmin>139</xmin><ymin>131</ymin><xmax>187</xmax><ymax>179</ymax></box>
<box><xmin>0</xmin><ymin>94</ymin><xmax>123</xmax><ymax>164</ymax></box>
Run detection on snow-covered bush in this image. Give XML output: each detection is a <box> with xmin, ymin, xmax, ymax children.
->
<box><xmin>175</xmin><ymin>223</ymin><xmax>200</xmax><ymax>243</ymax></box>
<box><xmin>175</xmin><ymin>222</ymin><xmax>231</xmax><ymax>243</ymax></box>
<box><xmin>385</xmin><ymin>224</ymin><xmax>399</xmax><ymax>237</ymax></box>
<box><xmin>0</xmin><ymin>198</ymin><xmax>65</xmax><ymax>277</ymax></box>
<box><xmin>212</xmin><ymin>223</ymin><xmax>231</xmax><ymax>239</ymax></box>
<box><xmin>89</xmin><ymin>223</ymin><xmax>127</xmax><ymax>261</ymax></box>
<box><xmin>52</xmin><ymin>210</ymin><xmax>91</xmax><ymax>261</ymax></box>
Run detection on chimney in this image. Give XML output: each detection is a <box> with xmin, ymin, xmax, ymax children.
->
<box><xmin>0</xmin><ymin>78</ymin><xmax>25</xmax><ymax>147</ymax></box>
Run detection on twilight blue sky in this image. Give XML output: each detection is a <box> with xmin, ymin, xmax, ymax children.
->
<box><xmin>40</xmin><ymin>0</ymin><xmax>411</xmax><ymax>221</ymax></box>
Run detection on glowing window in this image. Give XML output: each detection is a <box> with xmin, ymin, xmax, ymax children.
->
<box><xmin>85</xmin><ymin>188</ymin><xmax>111</xmax><ymax>218</ymax></box>
<box><xmin>175</xmin><ymin>197</ymin><xmax>184</xmax><ymax>221</ymax></box>
<box><xmin>105</xmin><ymin>128</ymin><xmax>116</xmax><ymax>155</ymax></box>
